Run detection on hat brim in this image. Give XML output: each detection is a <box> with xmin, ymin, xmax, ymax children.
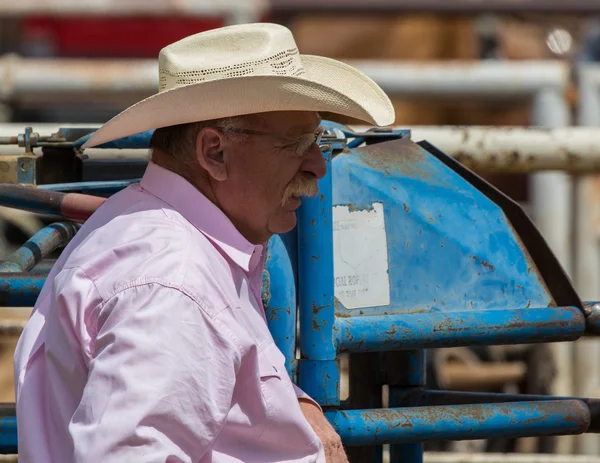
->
<box><xmin>82</xmin><ymin>54</ymin><xmax>395</xmax><ymax>149</ymax></box>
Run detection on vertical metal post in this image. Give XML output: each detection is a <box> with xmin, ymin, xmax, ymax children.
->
<box><xmin>574</xmin><ymin>64</ymin><xmax>600</xmax><ymax>456</ymax></box>
<box><xmin>386</xmin><ymin>350</ymin><xmax>426</xmax><ymax>463</ymax></box>
<box><xmin>530</xmin><ymin>86</ymin><xmax>575</xmax><ymax>455</ymax></box>
<box><xmin>346</xmin><ymin>353</ymin><xmax>383</xmax><ymax>463</ymax></box>
<box><xmin>297</xmin><ymin>147</ymin><xmax>339</xmax><ymax>406</ymax></box>
<box><xmin>264</xmin><ymin>233</ymin><xmax>298</xmax><ymax>378</ymax></box>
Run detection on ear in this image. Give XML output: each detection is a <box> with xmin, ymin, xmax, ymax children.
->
<box><xmin>195</xmin><ymin>127</ymin><xmax>228</xmax><ymax>181</ymax></box>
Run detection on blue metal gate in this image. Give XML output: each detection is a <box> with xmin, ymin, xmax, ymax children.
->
<box><xmin>0</xmin><ymin>123</ymin><xmax>597</xmax><ymax>462</ymax></box>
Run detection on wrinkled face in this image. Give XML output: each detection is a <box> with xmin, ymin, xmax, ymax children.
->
<box><xmin>197</xmin><ymin>111</ymin><xmax>326</xmax><ymax>244</ymax></box>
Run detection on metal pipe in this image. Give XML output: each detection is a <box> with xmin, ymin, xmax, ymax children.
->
<box><xmin>325</xmin><ymin>400</ymin><xmax>589</xmax><ymax>446</ymax></box>
<box><xmin>0</xmin><ymin>274</ymin><xmax>46</xmax><ymax>307</ymax></box>
<box><xmin>0</xmin><ymin>184</ymin><xmax>105</xmax><ymax>222</ymax></box>
<box><xmin>335</xmin><ymin>307</ymin><xmax>585</xmax><ymax>353</ymax></box>
<box><xmin>355</xmin><ymin>126</ymin><xmax>600</xmax><ymax>173</ymax></box>
<box><xmin>0</xmin><ymin>58</ymin><xmax>567</xmax><ymax>100</ymax></box>
<box><xmin>297</xmin><ymin>146</ymin><xmax>338</xmax><ymax>405</ymax></box>
<box><xmin>0</xmin><ymin>417</ymin><xmax>16</xmax><ymax>454</ymax></box>
<box><xmin>389</xmin><ymin>351</ymin><xmax>425</xmax><ymax>462</ymax></box>
<box><xmin>264</xmin><ymin>233</ymin><xmax>297</xmax><ymax>378</ymax></box>
<box><xmin>270</xmin><ymin>0</ymin><xmax>600</xmax><ymax>14</ymax></box>
<box><xmin>575</xmin><ymin>63</ymin><xmax>600</xmax><ymax>456</ymax></box>
<box><xmin>38</xmin><ymin>179</ymin><xmax>140</xmax><ymax>195</ymax></box>
<box><xmin>528</xmin><ymin>83</ymin><xmax>574</xmax><ymax>455</ymax></box>
<box><xmin>403</xmin><ymin>389</ymin><xmax>600</xmax><ymax>433</ymax></box>
<box><xmin>348</xmin><ymin>61</ymin><xmax>567</xmax><ymax>99</ymax></box>
<box><xmin>424</xmin><ymin>452</ymin><xmax>600</xmax><ymax>463</ymax></box>
<box><xmin>7</xmin><ymin>123</ymin><xmax>600</xmax><ymax>173</ymax></box>
<box><xmin>0</xmin><ymin>222</ymin><xmax>78</xmax><ymax>272</ymax></box>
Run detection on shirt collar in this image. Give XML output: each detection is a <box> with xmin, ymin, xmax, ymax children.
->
<box><xmin>140</xmin><ymin>162</ymin><xmax>264</xmax><ymax>273</ymax></box>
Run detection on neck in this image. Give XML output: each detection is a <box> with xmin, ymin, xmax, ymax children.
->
<box><xmin>150</xmin><ymin>149</ymin><xmax>270</xmax><ymax>245</ymax></box>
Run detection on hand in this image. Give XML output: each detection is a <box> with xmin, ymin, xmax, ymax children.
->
<box><xmin>298</xmin><ymin>398</ymin><xmax>349</xmax><ymax>462</ymax></box>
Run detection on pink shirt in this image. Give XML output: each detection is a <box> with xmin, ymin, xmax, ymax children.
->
<box><xmin>14</xmin><ymin>162</ymin><xmax>325</xmax><ymax>463</ymax></box>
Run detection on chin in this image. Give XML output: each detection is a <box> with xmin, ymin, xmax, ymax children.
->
<box><xmin>269</xmin><ymin>211</ymin><xmax>298</xmax><ymax>235</ymax></box>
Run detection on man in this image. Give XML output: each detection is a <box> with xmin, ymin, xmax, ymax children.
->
<box><xmin>14</xmin><ymin>23</ymin><xmax>394</xmax><ymax>462</ymax></box>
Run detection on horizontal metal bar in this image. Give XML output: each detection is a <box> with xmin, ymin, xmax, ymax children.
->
<box><xmin>0</xmin><ymin>222</ymin><xmax>78</xmax><ymax>272</ymax></box>
<box><xmin>335</xmin><ymin>307</ymin><xmax>585</xmax><ymax>353</ymax></box>
<box><xmin>0</xmin><ymin>273</ymin><xmax>46</xmax><ymax>307</ymax></box>
<box><xmin>346</xmin><ymin>61</ymin><xmax>568</xmax><ymax>98</ymax></box>
<box><xmin>38</xmin><ymin>179</ymin><xmax>140</xmax><ymax>194</ymax></box>
<box><xmin>583</xmin><ymin>301</ymin><xmax>600</xmax><ymax>335</ymax></box>
<box><xmin>0</xmin><ymin>57</ymin><xmax>567</xmax><ymax>100</ymax></box>
<box><xmin>326</xmin><ymin>400</ymin><xmax>589</xmax><ymax>446</ymax></box>
<box><xmin>9</xmin><ymin>123</ymin><xmax>600</xmax><ymax>173</ymax></box>
<box><xmin>0</xmin><ymin>184</ymin><xmax>105</xmax><ymax>222</ymax></box>
<box><xmin>424</xmin><ymin>452</ymin><xmax>600</xmax><ymax>463</ymax></box>
<box><xmin>271</xmin><ymin>0</ymin><xmax>600</xmax><ymax>13</ymax></box>
<box><xmin>398</xmin><ymin>389</ymin><xmax>600</xmax><ymax>433</ymax></box>
<box><xmin>0</xmin><ymin>417</ymin><xmax>16</xmax><ymax>454</ymax></box>
<box><xmin>353</xmin><ymin>126</ymin><xmax>600</xmax><ymax>173</ymax></box>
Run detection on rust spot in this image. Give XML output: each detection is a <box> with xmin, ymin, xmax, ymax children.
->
<box><xmin>266</xmin><ymin>307</ymin><xmax>291</xmax><ymax>321</ymax></box>
<box><xmin>312</xmin><ymin>302</ymin><xmax>327</xmax><ymax>316</ymax></box>
<box><xmin>385</xmin><ymin>325</ymin><xmax>398</xmax><ymax>336</ymax></box>
<box><xmin>403</xmin><ymin>203</ymin><xmax>410</xmax><ymax>213</ymax></box>
<box><xmin>311</xmin><ymin>219</ymin><xmax>315</xmax><ymax>226</ymax></box>
<box><xmin>311</xmin><ymin>255</ymin><xmax>318</xmax><ymax>260</ymax></box>
<box><xmin>471</xmin><ymin>255</ymin><xmax>495</xmax><ymax>271</ymax></box>
<box><xmin>358</xmin><ymin>138</ymin><xmax>429</xmax><ymax>178</ymax></box>
<box><xmin>481</xmin><ymin>260</ymin><xmax>495</xmax><ymax>271</ymax></box>
<box><xmin>347</xmin><ymin>203</ymin><xmax>375</xmax><ymax>212</ymax></box>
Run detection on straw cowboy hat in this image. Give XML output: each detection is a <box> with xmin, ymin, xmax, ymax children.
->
<box><xmin>82</xmin><ymin>22</ymin><xmax>395</xmax><ymax>149</ymax></box>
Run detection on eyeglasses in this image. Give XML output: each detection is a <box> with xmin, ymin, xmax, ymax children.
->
<box><xmin>225</xmin><ymin>126</ymin><xmax>326</xmax><ymax>158</ymax></box>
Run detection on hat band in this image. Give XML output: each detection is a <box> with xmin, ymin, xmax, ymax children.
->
<box><xmin>158</xmin><ymin>47</ymin><xmax>306</xmax><ymax>92</ymax></box>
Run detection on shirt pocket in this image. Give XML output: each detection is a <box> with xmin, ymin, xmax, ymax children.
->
<box><xmin>257</xmin><ymin>342</ymin><xmax>320</xmax><ymax>450</ymax></box>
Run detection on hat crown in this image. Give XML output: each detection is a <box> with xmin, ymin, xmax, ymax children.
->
<box><xmin>158</xmin><ymin>23</ymin><xmax>306</xmax><ymax>92</ymax></box>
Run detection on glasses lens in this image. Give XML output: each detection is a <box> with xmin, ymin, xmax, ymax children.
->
<box><xmin>295</xmin><ymin>129</ymin><xmax>324</xmax><ymax>157</ymax></box>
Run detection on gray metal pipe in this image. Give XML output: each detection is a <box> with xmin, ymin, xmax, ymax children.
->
<box><xmin>0</xmin><ymin>57</ymin><xmax>568</xmax><ymax>100</ymax></box>
<box><xmin>355</xmin><ymin>125</ymin><xmax>600</xmax><ymax>173</ymax></box>
<box><xmin>3</xmin><ymin>124</ymin><xmax>600</xmax><ymax>172</ymax></box>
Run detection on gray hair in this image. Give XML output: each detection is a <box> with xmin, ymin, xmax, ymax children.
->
<box><xmin>149</xmin><ymin>116</ymin><xmax>244</xmax><ymax>164</ymax></box>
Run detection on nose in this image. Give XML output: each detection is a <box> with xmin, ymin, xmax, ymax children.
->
<box><xmin>300</xmin><ymin>143</ymin><xmax>327</xmax><ymax>179</ymax></box>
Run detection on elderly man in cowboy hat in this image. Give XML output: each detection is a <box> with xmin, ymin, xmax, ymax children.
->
<box><xmin>14</xmin><ymin>23</ymin><xmax>394</xmax><ymax>462</ymax></box>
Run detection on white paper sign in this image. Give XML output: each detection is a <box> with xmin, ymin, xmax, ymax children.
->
<box><xmin>333</xmin><ymin>202</ymin><xmax>390</xmax><ymax>310</ymax></box>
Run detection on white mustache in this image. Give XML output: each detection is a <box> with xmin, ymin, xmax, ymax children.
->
<box><xmin>281</xmin><ymin>174</ymin><xmax>319</xmax><ymax>206</ymax></box>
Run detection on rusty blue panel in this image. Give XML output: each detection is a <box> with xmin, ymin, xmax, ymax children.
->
<box><xmin>326</xmin><ymin>400</ymin><xmax>590</xmax><ymax>446</ymax></box>
<box><xmin>335</xmin><ymin>307</ymin><xmax>585</xmax><ymax>352</ymax></box>
<box><xmin>0</xmin><ymin>417</ymin><xmax>17</xmax><ymax>454</ymax></box>
<box><xmin>332</xmin><ymin>138</ymin><xmax>554</xmax><ymax>316</ymax></box>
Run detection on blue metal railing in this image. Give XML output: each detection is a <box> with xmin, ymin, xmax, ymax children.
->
<box><xmin>1</xmin><ymin>123</ymin><xmax>600</xmax><ymax>461</ymax></box>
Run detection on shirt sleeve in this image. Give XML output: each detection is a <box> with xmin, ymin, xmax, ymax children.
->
<box><xmin>293</xmin><ymin>383</ymin><xmax>323</xmax><ymax>411</ymax></box>
<box><xmin>69</xmin><ymin>282</ymin><xmax>241</xmax><ymax>463</ymax></box>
